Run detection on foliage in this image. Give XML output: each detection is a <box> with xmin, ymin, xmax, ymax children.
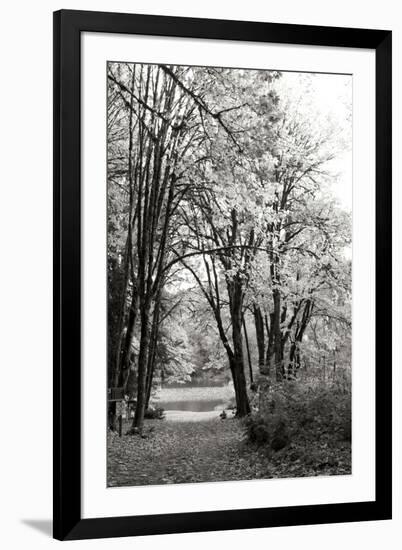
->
<box><xmin>108</xmin><ymin>415</ymin><xmax>350</xmax><ymax>487</ymax></box>
<box><xmin>156</xmin><ymin>309</ymin><xmax>197</xmax><ymax>385</ymax></box>
<box><xmin>107</xmin><ymin>60</ymin><xmax>352</xmax><ymax>429</ymax></box>
<box><xmin>244</xmin><ymin>378</ymin><xmax>351</xmax><ymax>453</ymax></box>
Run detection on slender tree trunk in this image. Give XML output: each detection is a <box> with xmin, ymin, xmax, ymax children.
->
<box><xmin>265</xmin><ymin>312</ymin><xmax>274</xmax><ymax>373</ymax></box>
<box><xmin>253</xmin><ymin>305</ymin><xmax>265</xmax><ymax>375</ymax></box>
<box><xmin>145</xmin><ymin>364</ymin><xmax>155</xmax><ymax>411</ymax></box>
<box><xmin>112</xmin><ymin>67</ymin><xmax>137</xmax><ymax>389</ymax></box>
<box><xmin>133</xmin><ymin>297</ymin><xmax>151</xmax><ymax>431</ymax></box>
<box><xmin>254</xmin><ymin>309</ymin><xmax>271</xmax><ymax>412</ymax></box>
<box><xmin>111</xmin><ymin>66</ymin><xmax>199</xmax><ymax>433</ymax></box>
<box><xmin>288</xmin><ymin>340</ymin><xmax>299</xmax><ymax>378</ymax></box>
<box><xmin>287</xmin><ymin>299</ymin><xmax>312</xmax><ymax>378</ymax></box>
<box><xmin>145</xmin><ymin>297</ymin><xmax>161</xmax><ymax>409</ymax></box>
<box><xmin>187</xmin><ymin>252</ymin><xmax>251</xmax><ymax>417</ymax></box>
<box><xmin>271</xmin><ymin>288</ymin><xmax>284</xmax><ymax>381</ymax></box>
<box><xmin>120</xmin><ymin>288</ymin><xmax>138</xmax><ymax>390</ymax></box>
<box><xmin>242</xmin><ymin>316</ymin><xmax>254</xmax><ymax>385</ymax></box>
<box><xmin>112</xmin><ymin>245</ymin><xmax>130</xmax><ymax>388</ymax></box>
<box><xmin>229</xmin><ymin>278</ymin><xmax>250</xmax><ymax>416</ymax></box>
<box><xmin>230</xmin><ymin>357</ymin><xmax>250</xmax><ymax>416</ymax></box>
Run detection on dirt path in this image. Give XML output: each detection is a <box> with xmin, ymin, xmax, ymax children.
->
<box><xmin>107</xmin><ymin>414</ymin><xmax>351</xmax><ymax>487</ymax></box>
<box><xmin>107</xmin><ymin>417</ymin><xmax>268</xmax><ymax>486</ymax></box>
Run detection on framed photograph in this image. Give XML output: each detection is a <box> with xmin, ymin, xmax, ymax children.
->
<box><xmin>53</xmin><ymin>9</ymin><xmax>392</xmax><ymax>541</ymax></box>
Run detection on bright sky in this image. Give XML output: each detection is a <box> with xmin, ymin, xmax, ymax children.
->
<box><xmin>279</xmin><ymin>71</ymin><xmax>353</xmax><ymax>212</ymax></box>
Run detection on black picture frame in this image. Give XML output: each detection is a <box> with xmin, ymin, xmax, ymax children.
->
<box><xmin>53</xmin><ymin>9</ymin><xmax>392</xmax><ymax>541</ymax></box>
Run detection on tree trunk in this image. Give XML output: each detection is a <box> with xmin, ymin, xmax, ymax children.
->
<box><xmin>255</xmin><ymin>310</ymin><xmax>271</xmax><ymax>412</ymax></box>
<box><xmin>230</xmin><ymin>357</ymin><xmax>251</xmax><ymax>416</ymax></box>
<box><xmin>288</xmin><ymin>340</ymin><xmax>300</xmax><ymax>378</ymax></box>
<box><xmin>242</xmin><ymin>316</ymin><xmax>254</xmax><ymax>385</ymax></box>
<box><xmin>133</xmin><ymin>297</ymin><xmax>151</xmax><ymax>431</ymax></box>
<box><xmin>145</xmin><ymin>298</ymin><xmax>161</xmax><ymax>409</ymax></box>
<box><xmin>229</xmin><ymin>278</ymin><xmax>250</xmax><ymax>416</ymax></box>
<box><xmin>253</xmin><ymin>305</ymin><xmax>265</xmax><ymax>375</ymax></box>
<box><xmin>120</xmin><ymin>289</ymin><xmax>138</xmax><ymax>390</ymax></box>
<box><xmin>265</xmin><ymin>312</ymin><xmax>274</xmax><ymax>374</ymax></box>
<box><xmin>271</xmin><ymin>288</ymin><xmax>284</xmax><ymax>381</ymax></box>
<box><xmin>145</xmin><ymin>364</ymin><xmax>155</xmax><ymax>411</ymax></box>
<box><xmin>112</xmin><ymin>67</ymin><xmax>137</xmax><ymax>390</ymax></box>
<box><xmin>287</xmin><ymin>300</ymin><xmax>312</xmax><ymax>378</ymax></box>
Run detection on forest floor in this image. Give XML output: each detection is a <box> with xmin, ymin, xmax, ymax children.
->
<box><xmin>107</xmin><ymin>416</ymin><xmax>351</xmax><ymax>487</ymax></box>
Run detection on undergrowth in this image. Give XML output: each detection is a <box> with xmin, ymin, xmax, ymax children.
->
<box><xmin>244</xmin><ymin>377</ymin><xmax>351</xmax><ymax>472</ymax></box>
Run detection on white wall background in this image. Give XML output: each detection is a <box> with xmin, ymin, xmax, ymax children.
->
<box><xmin>0</xmin><ymin>0</ymin><xmax>400</xmax><ymax>548</ymax></box>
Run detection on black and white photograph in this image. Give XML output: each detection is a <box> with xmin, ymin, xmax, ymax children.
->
<box><xmin>0</xmin><ymin>0</ymin><xmax>396</xmax><ymax>546</ymax></box>
<box><xmin>107</xmin><ymin>62</ymin><xmax>352</xmax><ymax>487</ymax></box>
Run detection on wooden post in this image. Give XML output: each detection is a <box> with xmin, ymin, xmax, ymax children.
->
<box><xmin>118</xmin><ymin>414</ymin><xmax>122</xmax><ymax>437</ymax></box>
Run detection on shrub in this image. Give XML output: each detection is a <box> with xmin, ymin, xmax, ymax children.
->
<box><xmin>244</xmin><ymin>379</ymin><xmax>351</xmax><ymax>453</ymax></box>
<box><xmin>245</xmin><ymin>414</ymin><xmax>271</xmax><ymax>444</ymax></box>
<box><xmin>244</xmin><ymin>408</ymin><xmax>291</xmax><ymax>450</ymax></box>
<box><xmin>144</xmin><ymin>406</ymin><xmax>165</xmax><ymax>420</ymax></box>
